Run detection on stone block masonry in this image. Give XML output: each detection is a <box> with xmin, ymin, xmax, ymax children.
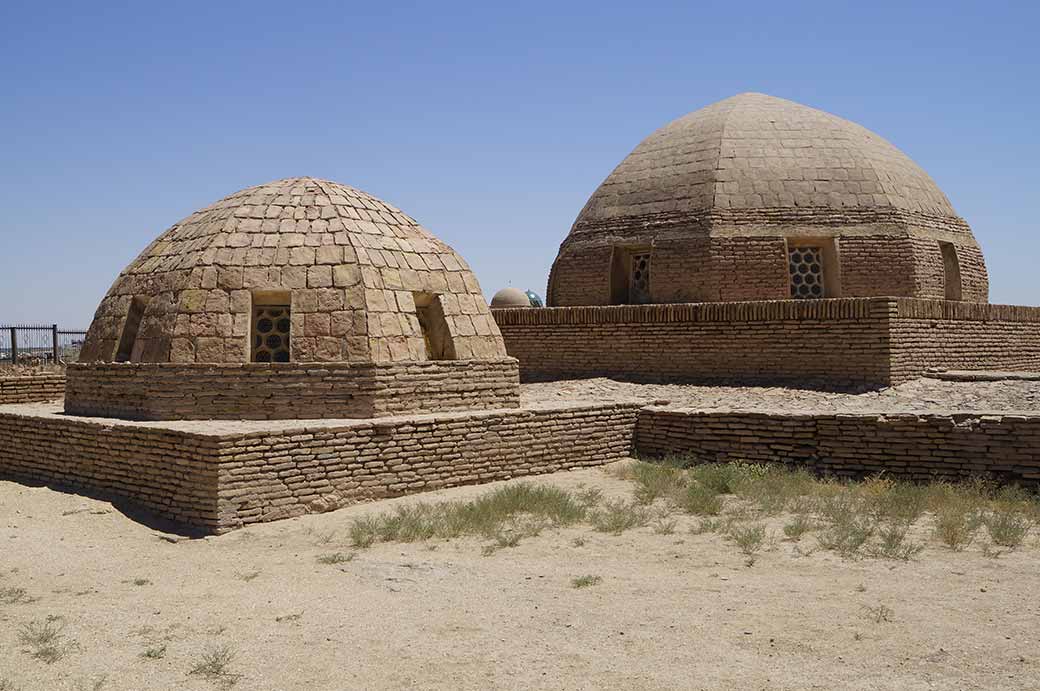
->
<box><xmin>494</xmin><ymin>298</ymin><xmax>1040</xmax><ymax>389</ymax></box>
<box><xmin>64</xmin><ymin>358</ymin><xmax>520</xmax><ymax>421</ymax></box>
<box><xmin>0</xmin><ymin>374</ymin><xmax>66</xmax><ymax>404</ymax></box>
<box><xmin>0</xmin><ymin>401</ymin><xmax>640</xmax><ymax>532</ymax></box>
<box><xmin>636</xmin><ymin>408</ymin><xmax>1040</xmax><ymax>484</ymax></box>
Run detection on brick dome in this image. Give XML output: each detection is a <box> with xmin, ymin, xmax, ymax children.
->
<box><xmin>490</xmin><ymin>287</ymin><xmax>533</xmax><ymax>308</ymax></box>
<box><xmin>548</xmin><ymin>93</ymin><xmax>988</xmax><ymax>306</ymax></box>
<box><xmin>80</xmin><ymin>177</ymin><xmax>506</xmax><ymax>364</ymax></box>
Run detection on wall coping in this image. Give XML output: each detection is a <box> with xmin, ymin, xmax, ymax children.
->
<box><xmin>492</xmin><ymin>298</ymin><xmax>1040</xmax><ymax>326</ymax></box>
<box><xmin>640</xmin><ymin>406</ymin><xmax>1040</xmax><ymax>422</ymax></box>
<box><xmin>492</xmin><ymin>298</ymin><xmax>893</xmax><ymax>325</ymax></box>
<box><xmin>0</xmin><ymin>400</ymin><xmax>643</xmax><ymax>442</ymax></box>
<box><xmin>892</xmin><ymin>299</ymin><xmax>1040</xmax><ymax>323</ymax></box>
<box><xmin>67</xmin><ymin>357</ymin><xmax>518</xmax><ymax>372</ymax></box>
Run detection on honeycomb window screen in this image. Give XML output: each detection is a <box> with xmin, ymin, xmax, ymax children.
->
<box><xmin>251</xmin><ymin>301</ymin><xmax>291</xmax><ymax>363</ymax></box>
<box><xmin>629</xmin><ymin>252</ymin><xmax>652</xmax><ymax>304</ymax></box>
<box><xmin>788</xmin><ymin>246</ymin><xmax>825</xmax><ymax>299</ymax></box>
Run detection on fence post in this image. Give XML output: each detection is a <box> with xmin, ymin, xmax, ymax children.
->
<box><xmin>9</xmin><ymin>327</ymin><xmax>16</xmax><ymax>364</ymax></box>
<box><xmin>52</xmin><ymin>324</ymin><xmax>59</xmax><ymax>363</ymax></box>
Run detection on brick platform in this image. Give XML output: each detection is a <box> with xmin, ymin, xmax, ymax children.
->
<box><xmin>494</xmin><ymin>298</ymin><xmax>1040</xmax><ymax>389</ymax></box>
<box><xmin>64</xmin><ymin>358</ymin><xmax>520</xmax><ymax>420</ymax></box>
<box><xmin>0</xmin><ymin>401</ymin><xmax>639</xmax><ymax>532</ymax></box>
<box><xmin>0</xmin><ymin>374</ymin><xmax>66</xmax><ymax>404</ymax></box>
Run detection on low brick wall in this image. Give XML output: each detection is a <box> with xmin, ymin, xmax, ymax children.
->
<box><xmin>494</xmin><ymin>298</ymin><xmax>1040</xmax><ymax>389</ymax></box>
<box><xmin>215</xmin><ymin>403</ymin><xmax>640</xmax><ymax>529</ymax></box>
<box><xmin>64</xmin><ymin>358</ymin><xmax>520</xmax><ymax>420</ymax></box>
<box><xmin>0</xmin><ymin>408</ymin><xmax>220</xmax><ymax>528</ymax></box>
<box><xmin>636</xmin><ymin>408</ymin><xmax>1040</xmax><ymax>484</ymax></box>
<box><xmin>890</xmin><ymin>299</ymin><xmax>1040</xmax><ymax>379</ymax></box>
<box><xmin>0</xmin><ymin>401</ymin><xmax>639</xmax><ymax>532</ymax></box>
<box><xmin>0</xmin><ymin>374</ymin><xmax>66</xmax><ymax>404</ymax></box>
<box><xmin>494</xmin><ymin>299</ymin><xmax>892</xmax><ymax>388</ymax></box>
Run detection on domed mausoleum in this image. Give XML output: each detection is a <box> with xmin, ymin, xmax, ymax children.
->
<box><xmin>548</xmin><ymin>93</ymin><xmax>988</xmax><ymax>306</ymax></box>
<box><xmin>68</xmin><ymin>177</ymin><xmax>519</xmax><ymax>420</ymax></box>
<box><xmin>490</xmin><ymin>287</ymin><xmax>534</xmax><ymax>308</ymax></box>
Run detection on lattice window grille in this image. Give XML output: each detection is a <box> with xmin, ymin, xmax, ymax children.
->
<box><xmin>252</xmin><ymin>306</ymin><xmax>291</xmax><ymax>362</ymax></box>
<box><xmin>788</xmin><ymin>246</ymin><xmax>824</xmax><ymax>299</ymax></box>
<box><xmin>630</xmin><ymin>252</ymin><xmax>651</xmax><ymax>303</ymax></box>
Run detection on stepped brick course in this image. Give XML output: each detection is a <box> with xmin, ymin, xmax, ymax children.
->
<box><xmin>0</xmin><ymin>374</ymin><xmax>66</xmax><ymax>404</ymax></box>
<box><xmin>64</xmin><ymin>359</ymin><xmax>520</xmax><ymax>420</ymax></box>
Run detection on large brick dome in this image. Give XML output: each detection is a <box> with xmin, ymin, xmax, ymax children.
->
<box><xmin>548</xmin><ymin>93</ymin><xmax>988</xmax><ymax>306</ymax></box>
<box><xmin>80</xmin><ymin>177</ymin><xmax>506</xmax><ymax>364</ymax></box>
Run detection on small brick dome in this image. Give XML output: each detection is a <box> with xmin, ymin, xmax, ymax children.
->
<box><xmin>80</xmin><ymin>177</ymin><xmax>507</xmax><ymax>364</ymax></box>
<box><xmin>490</xmin><ymin>287</ymin><xmax>533</xmax><ymax>308</ymax></box>
<box><xmin>549</xmin><ymin>93</ymin><xmax>988</xmax><ymax>306</ymax></box>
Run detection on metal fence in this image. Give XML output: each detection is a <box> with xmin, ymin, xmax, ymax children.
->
<box><xmin>0</xmin><ymin>324</ymin><xmax>88</xmax><ymax>364</ymax></box>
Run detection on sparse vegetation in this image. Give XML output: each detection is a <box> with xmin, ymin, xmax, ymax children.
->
<box><xmin>571</xmin><ymin>575</ymin><xmax>603</xmax><ymax>588</ymax></box>
<box><xmin>141</xmin><ymin>643</ymin><xmax>167</xmax><ymax>659</ymax></box>
<box><xmin>316</xmin><ymin>552</ymin><xmax>355</xmax><ymax>565</ymax></box>
<box><xmin>349</xmin><ymin>483</ymin><xmax>588</xmax><ymax>548</ymax></box>
<box><xmin>680</xmin><ymin>483</ymin><xmax>723</xmax><ymax>516</ymax></box>
<box><xmin>334</xmin><ymin>461</ymin><xmax>1038</xmax><ymax>566</ymax></box>
<box><xmin>782</xmin><ymin>514</ymin><xmax>814</xmax><ymax>541</ymax></box>
<box><xmin>0</xmin><ymin>587</ymin><xmax>32</xmax><ymax>605</ymax></box>
<box><xmin>189</xmin><ymin>644</ymin><xmax>242</xmax><ymax>687</ymax></box>
<box><xmin>620</xmin><ymin>459</ymin><xmax>1037</xmax><ymax>562</ymax></box>
<box><xmin>984</xmin><ymin>505</ymin><xmax>1032</xmax><ymax>548</ymax></box>
<box><xmin>18</xmin><ymin>617</ymin><xmax>76</xmax><ymax>663</ymax></box>
<box><xmin>652</xmin><ymin>516</ymin><xmax>678</xmax><ymax>535</ymax></box>
<box><xmin>864</xmin><ymin>604</ymin><xmax>894</xmax><ymax>623</ymax></box>
<box><xmin>275</xmin><ymin>612</ymin><xmax>303</xmax><ymax>623</ymax></box>
<box><xmin>589</xmin><ymin>499</ymin><xmax>651</xmax><ymax>534</ymax></box>
<box><xmin>727</xmin><ymin>523</ymin><xmax>768</xmax><ymax>556</ymax></box>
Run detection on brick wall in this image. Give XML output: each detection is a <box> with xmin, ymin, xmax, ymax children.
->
<box><xmin>495</xmin><ymin>299</ymin><xmax>894</xmax><ymax>388</ymax></box>
<box><xmin>494</xmin><ymin>298</ymin><xmax>1040</xmax><ymax>389</ymax></box>
<box><xmin>839</xmin><ymin>236</ymin><xmax>917</xmax><ymax>297</ymax></box>
<box><xmin>0</xmin><ymin>402</ymin><xmax>640</xmax><ymax>532</ymax></box>
<box><xmin>890</xmin><ymin>300</ymin><xmax>1040</xmax><ymax>378</ymax></box>
<box><xmin>215</xmin><ymin>403</ymin><xmax>640</xmax><ymax>529</ymax></box>
<box><xmin>0</xmin><ymin>375</ymin><xmax>66</xmax><ymax>404</ymax></box>
<box><xmin>636</xmin><ymin>408</ymin><xmax>1040</xmax><ymax>484</ymax></box>
<box><xmin>65</xmin><ymin>358</ymin><xmax>520</xmax><ymax>421</ymax></box>
<box><xmin>0</xmin><ymin>408</ymin><xmax>220</xmax><ymax>529</ymax></box>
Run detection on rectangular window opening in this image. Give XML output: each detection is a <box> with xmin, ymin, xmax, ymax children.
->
<box><xmin>610</xmin><ymin>246</ymin><xmax>652</xmax><ymax>305</ymax></box>
<box><xmin>413</xmin><ymin>292</ymin><xmax>457</xmax><ymax>360</ymax></box>
<box><xmin>939</xmin><ymin>241</ymin><xmax>962</xmax><ymax>301</ymax></box>
<box><xmin>114</xmin><ymin>296</ymin><xmax>149</xmax><ymax>362</ymax></box>
<box><xmin>251</xmin><ymin>291</ymin><xmax>291</xmax><ymax>363</ymax></box>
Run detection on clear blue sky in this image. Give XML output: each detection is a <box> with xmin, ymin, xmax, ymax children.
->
<box><xmin>2</xmin><ymin>0</ymin><xmax>1037</xmax><ymax>327</ymax></box>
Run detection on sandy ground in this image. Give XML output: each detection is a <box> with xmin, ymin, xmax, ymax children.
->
<box><xmin>2</xmin><ymin>467</ymin><xmax>1040</xmax><ymax>691</ymax></box>
<box><xmin>521</xmin><ymin>377</ymin><xmax>1040</xmax><ymax>413</ymax></box>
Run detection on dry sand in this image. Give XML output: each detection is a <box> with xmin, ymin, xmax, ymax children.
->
<box><xmin>2</xmin><ymin>467</ymin><xmax>1039</xmax><ymax>690</ymax></box>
